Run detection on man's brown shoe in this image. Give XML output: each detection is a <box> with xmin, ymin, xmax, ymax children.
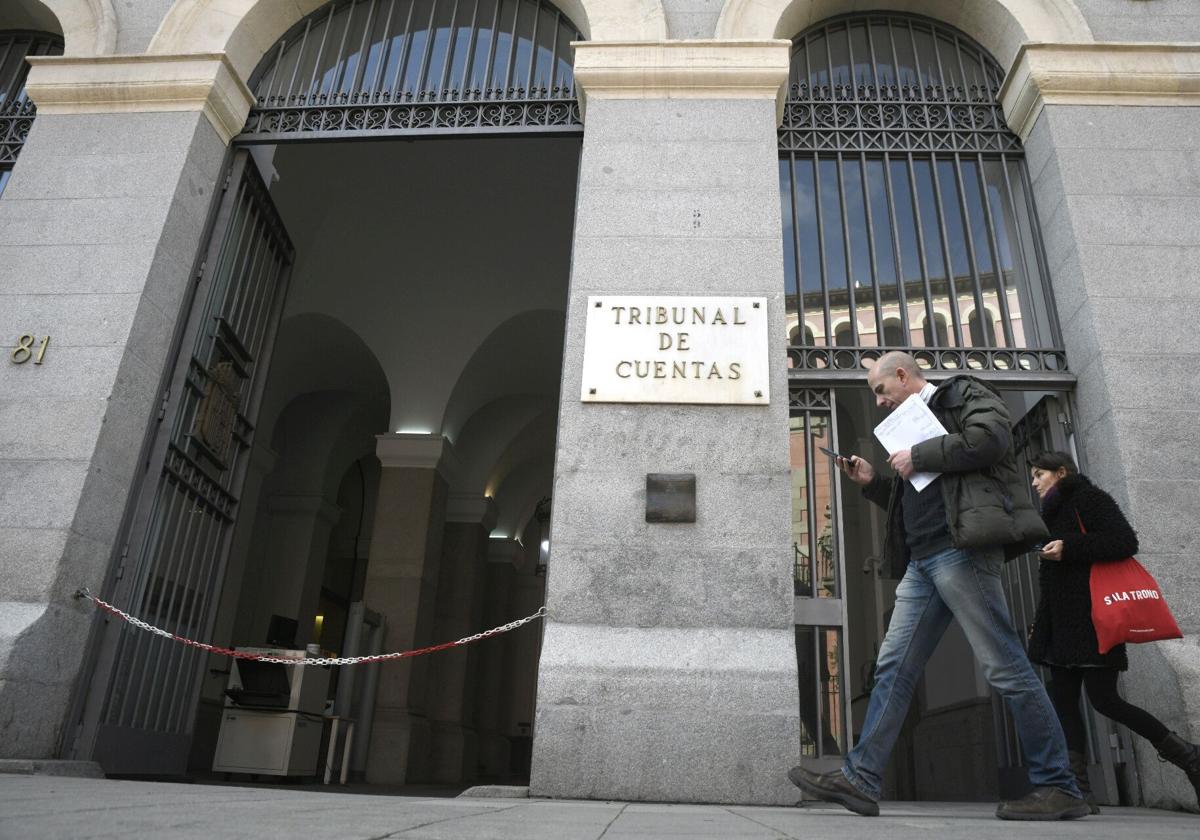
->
<box><xmin>995</xmin><ymin>786</ymin><xmax>1089</xmax><ymax>821</ymax></box>
<box><xmin>787</xmin><ymin>765</ymin><xmax>879</xmax><ymax>816</ymax></box>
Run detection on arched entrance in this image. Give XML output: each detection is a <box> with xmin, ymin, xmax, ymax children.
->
<box><xmin>70</xmin><ymin>0</ymin><xmax>584</xmax><ymax>784</ymax></box>
<box><xmin>779</xmin><ymin>12</ymin><xmax>1131</xmax><ymax>805</ymax></box>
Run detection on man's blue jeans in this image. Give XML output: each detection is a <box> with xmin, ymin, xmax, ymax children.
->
<box><xmin>842</xmin><ymin>546</ymin><xmax>1080</xmax><ymax>800</ymax></box>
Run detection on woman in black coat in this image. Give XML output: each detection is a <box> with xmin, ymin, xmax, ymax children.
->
<box><xmin>1027</xmin><ymin>452</ymin><xmax>1199</xmax><ymax>813</ymax></box>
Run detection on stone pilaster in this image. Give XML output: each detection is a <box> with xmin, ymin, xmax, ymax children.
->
<box><xmin>361</xmin><ymin>433</ymin><xmax>456</xmax><ymax>783</ymax></box>
<box><xmin>1009</xmin><ymin>43</ymin><xmax>1200</xmax><ymax>809</ymax></box>
<box><xmin>0</xmin><ymin>55</ymin><xmax>242</xmax><ymax>759</ymax></box>
<box><xmin>530</xmin><ymin>40</ymin><xmax>800</xmax><ymax>804</ymax></box>
<box><xmin>475</xmin><ymin>537</ymin><xmax>520</xmax><ymax>780</ymax></box>
<box><xmin>428</xmin><ymin>495</ymin><xmax>498</xmax><ymax>783</ymax></box>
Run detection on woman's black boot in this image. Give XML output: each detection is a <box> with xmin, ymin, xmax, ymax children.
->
<box><xmin>1069</xmin><ymin>750</ymin><xmax>1100</xmax><ymax>815</ymax></box>
<box><xmin>1155</xmin><ymin>732</ymin><xmax>1200</xmax><ymax>809</ymax></box>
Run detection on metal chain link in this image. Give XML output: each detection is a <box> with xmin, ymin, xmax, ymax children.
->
<box><xmin>75</xmin><ymin>587</ymin><xmax>547</xmax><ymax>666</ymax></box>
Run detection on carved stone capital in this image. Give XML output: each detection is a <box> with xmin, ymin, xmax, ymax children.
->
<box><xmin>24</xmin><ymin>53</ymin><xmax>254</xmax><ymax>144</ymax></box>
<box><xmin>572</xmin><ymin>39</ymin><xmax>792</xmax><ymax>122</ymax></box>
<box><xmin>375</xmin><ymin>433</ymin><xmax>459</xmax><ymax>483</ymax></box>
<box><xmin>1000</xmin><ymin>42</ymin><xmax>1200</xmax><ymax>140</ymax></box>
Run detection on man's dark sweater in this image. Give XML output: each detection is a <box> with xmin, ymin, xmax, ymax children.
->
<box><xmin>901</xmin><ymin>476</ymin><xmax>952</xmax><ymax>561</ymax></box>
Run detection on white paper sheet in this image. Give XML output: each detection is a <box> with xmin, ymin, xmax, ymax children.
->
<box><xmin>873</xmin><ymin>393</ymin><xmax>949</xmax><ymax>492</ymax></box>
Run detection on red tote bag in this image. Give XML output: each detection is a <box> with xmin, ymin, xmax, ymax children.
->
<box><xmin>1079</xmin><ymin>514</ymin><xmax>1182</xmax><ymax>654</ymax></box>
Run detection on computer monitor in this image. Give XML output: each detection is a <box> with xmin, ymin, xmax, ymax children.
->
<box><xmin>265</xmin><ymin>614</ymin><xmax>297</xmax><ymax>648</ymax></box>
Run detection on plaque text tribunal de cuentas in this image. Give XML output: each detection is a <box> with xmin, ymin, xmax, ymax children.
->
<box><xmin>580</xmin><ymin>296</ymin><xmax>769</xmax><ymax>405</ymax></box>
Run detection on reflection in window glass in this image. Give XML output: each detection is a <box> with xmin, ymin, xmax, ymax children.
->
<box><xmin>789</xmin><ymin>415</ymin><xmax>838</xmax><ymax>599</ymax></box>
<box><xmin>797</xmin><ymin>626</ymin><xmax>844</xmax><ymax>757</ymax></box>
<box><xmin>0</xmin><ymin>168</ymin><xmax>11</xmax><ymax>198</ymax></box>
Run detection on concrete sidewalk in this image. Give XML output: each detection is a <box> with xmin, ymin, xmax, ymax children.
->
<box><xmin>0</xmin><ymin>776</ymin><xmax>1196</xmax><ymax>840</ymax></box>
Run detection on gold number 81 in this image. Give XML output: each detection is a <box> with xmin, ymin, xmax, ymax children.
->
<box><xmin>11</xmin><ymin>335</ymin><xmax>49</xmax><ymax>365</ymax></box>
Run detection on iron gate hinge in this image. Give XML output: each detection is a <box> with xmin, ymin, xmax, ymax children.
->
<box><xmin>1057</xmin><ymin>411</ymin><xmax>1074</xmax><ymax>437</ymax></box>
<box><xmin>223</xmin><ymin>171</ymin><xmax>232</xmax><ymax>191</ymax></box>
<box><xmin>114</xmin><ymin>543</ymin><xmax>130</xmax><ymax>582</ymax></box>
<box><xmin>156</xmin><ymin>386</ymin><xmax>171</xmax><ymax>422</ymax></box>
<box><xmin>195</xmin><ymin>259</ymin><xmax>207</xmax><ymax>282</ymax></box>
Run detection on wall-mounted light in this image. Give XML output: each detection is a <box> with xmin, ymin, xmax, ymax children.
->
<box><xmin>312</xmin><ymin>614</ymin><xmax>324</xmax><ymax>644</ymax></box>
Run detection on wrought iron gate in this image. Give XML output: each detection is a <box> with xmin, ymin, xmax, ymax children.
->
<box><xmin>993</xmin><ymin>394</ymin><xmax>1132</xmax><ymax>803</ymax></box>
<box><xmin>70</xmin><ymin>151</ymin><xmax>294</xmax><ymax>774</ymax></box>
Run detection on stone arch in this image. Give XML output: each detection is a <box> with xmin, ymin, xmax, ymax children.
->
<box><xmin>151</xmin><ymin>0</ymin><xmax>668</xmax><ymax>86</ymax></box>
<box><xmin>36</xmin><ymin>0</ymin><xmax>116</xmax><ymax>55</ymax></box>
<box><xmin>714</xmin><ymin>0</ymin><xmax>1092</xmax><ymax>70</ymax></box>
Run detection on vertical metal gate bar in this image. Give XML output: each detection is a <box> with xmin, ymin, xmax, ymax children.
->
<box><xmin>829</xmin><ymin>390</ymin><xmax>852</xmax><ymax>748</ymax></box>
<box><xmin>996</xmin><ymin>154</ymin><xmax>1039</xmax><ymax>345</ymax></box>
<box><xmin>925</xmin><ymin>154</ymin><xmax>965</xmax><ymax>346</ymax></box>
<box><xmin>500</xmin><ymin>0</ymin><xmax>522</xmax><ymax>95</ymax></box>
<box><xmin>804</xmin><ymin>408</ymin><xmax>818</xmax><ymax>593</ymax></box>
<box><xmin>229</xmin><ymin>206</ymin><xmax>271</xmax><ymax>340</ymax></box>
<box><xmin>811</xmin><ymin>626</ymin><xmax>824</xmax><ymax>757</ymax></box>
<box><xmin>159</xmin><ymin>509</ymin><xmax>221</xmax><ymax>733</ymax></box>
<box><xmin>223</xmin><ymin>199</ymin><xmax>265</xmax><ymax>339</ymax></box>
<box><xmin>524</xmin><ymin>0</ymin><xmax>540</xmax><ymax>91</ymax></box>
<box><xmin>150</xmin><ymin>498</ymin><xmax>215</xmax><ymax>733</ymax></box>
<box><xmin>353</xmin><ymin>0</ymin><xmax>379</xmax><ymax>95</ymax></box>
<box><xmin>460</xmin><ymin>0</ymin><xmax>483</xmax><ymax>95</ymax></box>
<box><xmin>305</xmin><ymin>5</ymin><xmax>335</xmax><ymax>101</ymax></box>
<box><xmin>902</xmin><ymin>156</ymin><xmax>937</xmax><ymax>343</ymax></box>
<box><xmin>329</xmin><ymin>0</ymin><xmax>356</xmax><ymax>98</ymax></box>
<box><xmin>812</xmin><ymin>154</ymin><xmax>833</xmax><ymax>344</ymax></box>
<box><xmin>218</xmin><ymin>195</ymin><xmax>263</xmax><ymax>340</ymax></box>
<box><xmin>286</xmin><ymin>19</ymin><xmax>312</xmax><ymax>102</ymax></box>
<box><xmin>787</xmin><ymin>156</ymin><xmax>807</xmax><ymax>341</ymax></box>
<box><xmin>1017</xmin><ymin>158</ymin><xmax>1063</xmax><ymax>346</ymax></box>
<box><xmin>481</xmin><ymin>0</ymin><xmax>502</xmax><ymax>95</ymax></box>
<box><xmin>859</xmin><ymin>154</ymin><xmax>885</xmax><ymax>343</ymax></box>
<box><xmin>0</xmin><ymin>39</ymin><xmax>16</xmax><ymax>104</ymax></box>
<box><xmin>880</xmin><ymin>154</ymin><xmax>913</xmax><ymax>342</ymax></box>
<box><xmin>245</xmin><ymin>246</ymin><xmax>287</xmax><ymax>362</ymax></box>
<box><xmin>200</xmin><ymin>181</ymin><xmax>254</xmax><ymax>343</ymax></box>
<box><xmin>834</xmin><ymin>152</ymin><xmax>859</xmax><ymax>345</ymax></box>
<box><xmin>113</xmin><ymin>478</ymin><xmax>187</xmax><ymax>727</ymax></box>
<box><xmin>389</xmin><ymin>0</ymin><xmax>418</xmax><ymax>96</ymax></box>
<box><xmin>948</xmin><ymin>153</ymin><xmax>990</xmax><ymax>344</ymax></box>
<box><xmin>415</xmin><ymin>0</ymin><xmax>441</xmax><ymax>94</ymax></box>
<box><xmin>437</xmin><ymin>0</ymin><xmax>463</xmax><ymax>95</ymax></box>
<box><xmin>106</xmin><ymin>478</ymin><xmax>180</xmax><ymax>727</ymax></box>
<box><xmin>125</xmin><ymin>480</ymin><xmax>198</xmax><ymax>729</ymax></box>
<box><xmin>547</xmin><ymin>9</ymin><xmax>561</xmax><ymax>91</ymax></box>
<box><xmin>130</xmin><ymin>477</ymin><xmax>203</xmax><ymax>729</ymax></box>
<box><xmin>371</xmin><ymin>0</ymin><xmax>398</xmax><ymax>94</ymax></box>
<box><xmin>974</xmin><ymin>156</ymin><xmax>1016</xmax><ymax>347</ymax></box>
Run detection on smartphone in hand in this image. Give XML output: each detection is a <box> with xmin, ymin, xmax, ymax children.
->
<box><xmin>818</xmin><ymin>446</ymin><xmax>855</xmax><ymax>462</ymax></box>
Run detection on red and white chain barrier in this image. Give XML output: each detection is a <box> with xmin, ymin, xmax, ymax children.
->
<box><xmin>74</xmin><ymin>587</ymin><xmax>546</xmax><ymax>666</ymax></box>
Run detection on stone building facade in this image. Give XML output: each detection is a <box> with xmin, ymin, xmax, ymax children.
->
<box><xmin>0</xmin><ymin>0</ymin><xmax>1197</xmax><ymax>811</ymax></box>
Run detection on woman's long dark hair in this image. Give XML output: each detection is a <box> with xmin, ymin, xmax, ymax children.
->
<box><xmin>1029</xmin><ymin>450</ymin><xmax>1078</xmax><ymax>474</ymax></box>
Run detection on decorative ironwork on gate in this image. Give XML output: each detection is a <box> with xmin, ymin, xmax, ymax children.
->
<box><xmin>238</xmin><ymin>0</ymin><xmax>583</xmax><ymax>141</ymax></box>
<box><xmin>780</xmin><ymin>15</ymin><xmax>1017</xmax><ymax>155</ymax></box>
<box><xmin>780</xmin><ymin>14</ymin><xmax>1069</xmax><ymax>381</ymax></box>
<box><xmin>0</xmin><ymin>30</ymin><xmax>63</xmax><ymax>192</ymax></box>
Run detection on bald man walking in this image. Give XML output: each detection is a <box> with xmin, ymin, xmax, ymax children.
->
<box><xmin>787</xmin><ymin>352</ymin><xmax>1087</xmax><ymax>821</ymax></box>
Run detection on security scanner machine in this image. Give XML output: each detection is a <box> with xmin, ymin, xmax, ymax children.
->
<box><xmin>212</xmin><ymin>648</ymin><xmax>331</xmax><ymax>777</ymax></box>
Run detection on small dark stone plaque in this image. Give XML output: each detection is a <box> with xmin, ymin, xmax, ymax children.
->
<box><xmin>645</xmin><ymin>473</ymin><xmax>696</xmax><ymax>523</ymax></box>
